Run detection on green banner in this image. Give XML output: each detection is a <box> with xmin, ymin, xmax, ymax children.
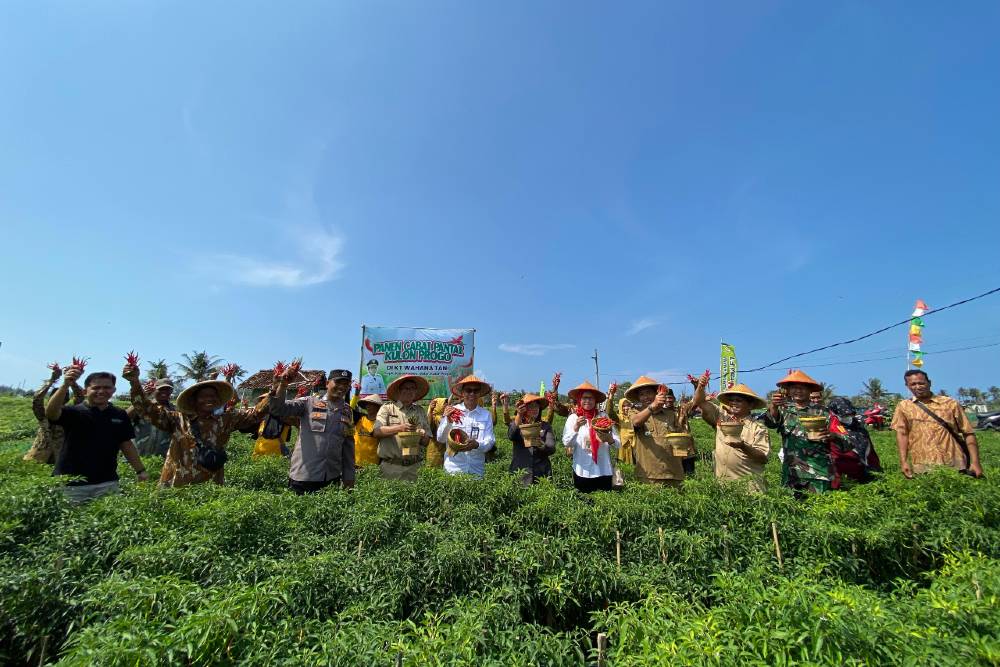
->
<box><xmin>720</xmin><ymin>342</ymin><xmax>738</xmax><ymax>390</ymax></box>
<box><xmin>360</xmin><ymin>325</ymin><xmax>476</xmax><ymax>400</ymax></box>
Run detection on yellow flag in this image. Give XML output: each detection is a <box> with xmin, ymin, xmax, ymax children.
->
<box><xmin>911</xmin><ymin>358</ymin><xmax>924</xmax><ymax>367</ymax></box>
<box><xmin>909</xmin><ymin>324</ymin><xmax>922</xmax><ymax>336</ymax></box>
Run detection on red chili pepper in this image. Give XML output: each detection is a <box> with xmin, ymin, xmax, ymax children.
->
<box><xmin>273</xmin><ymin>361</ymin><xmax>287</xmax><ymax>378</ymax></box>
<box><xmin>125</xmin><ymin>350</ymin><xmax>140</xmax><ymax>366</ymax></box>
<box><xmin>143</xmin><ymin>379</ymin><xmax>156</xmax><ymax>394</ymax></box>
<box><xmin>592</xmin><ymin>416</ymin><xmax>613</xmax><ymax>431</ymax></box>
<box><xmin>447</xmin><ymin>409</ymin><xmax>463</xmax><ymax>424</ymax></box>
<box><xmin>71</xmin><ymin>356</ymin><xmax>88</xmax><ymax>371</ymax></box>
<box><xmin>288</xmin><ymin>357</ymin><xmax>303</xmax><ymax>375</ymax></box>
<box><xmin>703</xmin><ymin>369</ymin><xmax>711</xmax><ymax>379</ymax></box>
<box><xmin>47</xmin><ymin>361</ymin><xmax>61</xmax><ymax>372</ymax></box>
<box><xmin>657</xmin><ymin>384</ymin><xmax>668</xmax><ymax>395</ymax></box>
<box><xmin>221</xmin><ymin>363</ymin><xmax>243</xmax><ymax>380</ymax></box>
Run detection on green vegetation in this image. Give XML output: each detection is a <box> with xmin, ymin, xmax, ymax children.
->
<box><xmin>0</xmin><ymin>396</ymin><xmax>997</xmax><ymax>665</ymax></box>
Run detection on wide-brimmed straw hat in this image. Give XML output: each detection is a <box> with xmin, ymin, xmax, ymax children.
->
<box><xmin>776</xmin><ymin>369</ymin><xmax>822</xmax><ymax>391</ymax></box>
<box><xmin>516</xmin><ymin>393</ymin><xmax>547</xmax><ymax>410</ymax></box>
<box><xmin>451</xmin><ymin>374</ymin><xmax>493</xmax><ymax>398</ymax></box>
<box><xmin>357</xmin><ymin>394</ymin><xmax>383</xmax><ymax>409</ymax></box>
<box><xmin>717</xmin><ymin>384</ymin><xmax>767</xmax><ymax>410</ymax></box>
<box><xmin>624</xmin><ymin>376</ymin><xmax>663</xmax><ymax>401</ymax></box>
<box><xmin>567</xmin><ymin>381</ymin><xmax>606</xmax><ymax>403</ymax></box>
<box><xmin>176</xmin><ymin>379</ymin><xmax>235</xmax><ymax>414</ymax></box>
<box><xmin>386</xmin><ymin>374</ymin><xmax>430</xmax><ymax>402</ymax></box>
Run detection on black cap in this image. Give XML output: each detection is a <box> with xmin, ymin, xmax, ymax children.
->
<box><xmin>329</xmin><ymin>369</ymin><xmax>352</xmax><ymax>382</ymax></box>
<box><xmin>366</xmin><ymin>359</ymin><xmax>379</xmax><ymax>366</ymax></box>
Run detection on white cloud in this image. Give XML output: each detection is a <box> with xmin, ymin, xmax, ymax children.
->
<box><xmin>203</xmin><ymin>226</ymin><xmax>345</xmax><ymax>288</ymax></box>
<box><xmin>498</xmin><ymin>343</ymin><xmax>576</xmax><ymax>356</ymax></box>
<box><xmin>627</xmin><ymin>318</ymin><xmax>658</xmax><ymax>336</ymax></box>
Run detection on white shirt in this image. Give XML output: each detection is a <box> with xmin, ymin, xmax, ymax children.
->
<box><xmin>361</xmin><ymin>373</ymin><xmax>387</xmax><ymax>397</ymax></box>
<box><xmin>436</xmin><ymin>404</ymin><xmax>495</xmax><ymax>478</ymax></box>
<box><xmin>563</xmin><ymin>413</ymin><xmax>620</xmax><ymax>478</ymax></box>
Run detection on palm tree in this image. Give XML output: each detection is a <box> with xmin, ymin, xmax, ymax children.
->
<box><xmin>988</xmin><ymin>386</ymin><xmax>1000</xmax><ymax>409</ymax></box>
<box><xmin>820</xmin><ymin>383</ymin><xmax>836</xmax><ymax>404</ymax></box>
<box><xmin>862</xmin><ymin>377</ymin><xmax>886</xmax><ymax>405</ymax></box>
<box><xmin>146</xmin><ymin>359</ymin><xmax>170</xmax><ymax>380</ymax></box>
<box><xmin>176</xmin><ymin>351</ymin><xmax>223</xmax><ymax>383</ymax></box>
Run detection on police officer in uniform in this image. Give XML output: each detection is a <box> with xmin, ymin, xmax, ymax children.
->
<box><xmin>269</xmin><ymin>367</ymin><xmax>356</xmax><ymax>494</ymax></box>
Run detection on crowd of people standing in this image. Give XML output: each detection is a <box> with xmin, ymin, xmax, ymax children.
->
<box><xmin>24</xmin><ymin>354</ymin><xmax>985</xmax><ymax>503</ymax></box>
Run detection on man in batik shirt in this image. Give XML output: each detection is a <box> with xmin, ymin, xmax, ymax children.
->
<box><xmin>124</xmin><ymin>362</ymin><xmax>267</xmax><ymax>487</ymax></box>
<box><xmin>24</xmin><ymin>363</ymin><xmax>84</xmax><ymax>464</ymax></box>
<box><xmin>892</xmin><ymin>369</ymin><xmax>982</xmax><ymax>478</ymax></box>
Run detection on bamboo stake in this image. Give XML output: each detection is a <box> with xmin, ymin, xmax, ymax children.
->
<box><xmin>615</xmin><ymin>530</ymin><xmax>622</xmax><ymax>569</ymax></box>
<box><xmin>771</xmin><ymin>521</ymin><xmax>783</xmax><ymax>569</ymax></box>
<box><xmin>597</xmin><ymin>632</ymin><xmax>608</xmax><ymax>667</ymax></box>
<box><xmin>396</xmin><ymin>653</ymin><xmax>403</xmax><ymax>667</ymax></box>
<box><xmin>658</xmin><ymin>527</ymin><xmax>665</xmax><ymax>564</ymax></box>
<box><xmin>722</xmin><ymin>524</ymin><xmax>730</xmax><ymax>566</ymax></box>
<box><xmin>358</xmin><ymin>539</ymin><xmax>364</xmax><ymax>558</ymax></box>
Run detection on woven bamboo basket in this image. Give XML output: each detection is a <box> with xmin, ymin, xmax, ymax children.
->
<box><xmin>397</xmin><ymin>431</ymin><xmax>423</xmax><ymax>457</ymax></box>
<box><xmin>664</xmin><ymin>432</ymin><xmax>694</xmax><ymax>457</ymax></box>
<box><xmin>798</xmin><ymin>416</ymin><xmax>828</xmax><ymax>441</ymax></box>
<box><xmin>519</xmin><ymin>422</ymin><xmax>542</xmax><ymax>448</ymax></box>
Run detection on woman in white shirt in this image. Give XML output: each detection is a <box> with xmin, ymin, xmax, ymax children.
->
<box><xmin>563</xmin><ymin>381</ymin><xmax>620</xmax><ymax>492</ymax></box>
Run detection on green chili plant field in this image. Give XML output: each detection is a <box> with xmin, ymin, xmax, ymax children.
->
<box><xmin>0</xmin><ymin>396</ymin><xmax>998</xmax><ymax>665</ymax></box>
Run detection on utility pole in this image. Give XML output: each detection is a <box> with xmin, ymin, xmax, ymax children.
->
<box><xmin>592</xmin><ymin>349</ymin><xmax>600</xmax><ymax>389</ymax></box>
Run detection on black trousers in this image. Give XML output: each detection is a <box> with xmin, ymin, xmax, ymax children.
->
<box><xmin>682</xmin><ymin>457</ymin><xmax>696</xmax><ymax>477</ymax></box>
<box><xmin>573</xmin><ymin>473</ymin><xmax>613</xmax><ymax>493</ymax></box>
<box><xmin>287</xmin><ymin>477</ymin><xmax>340</xmax><ymax>495</ymax></box>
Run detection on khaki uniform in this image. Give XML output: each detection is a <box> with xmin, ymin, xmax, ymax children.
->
<box><xmin>627</xmin><ymin>402</ymin><xmax>691</xmax><ymax>484</ymax></box>
<box><xmin>701</xmin><ymin>402</ymin><xmax>770</xmax><ymax>492</ymax></box>
<box><xmin>375</xmin><ymin>401</ymin><xmax>430</xmax><ymax>481</ymax></box>
<box><xmin>23</xmin><ymin>379</ymin><xmax>84</xmax><ymax>464</ymax></box>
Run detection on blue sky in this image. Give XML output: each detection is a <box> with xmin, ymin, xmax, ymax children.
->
<box><xmin>2</xmin><ymin>1</ymin><xmax>998</xmax><ymax>397</ymax></box>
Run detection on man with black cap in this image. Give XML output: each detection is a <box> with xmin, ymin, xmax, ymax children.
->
<box><xmin>269</xmin><ymin>366</ymin><xmax>356</xmax><ymax>494</ymax></box>
<box><xmin>127</xmin><ymin>378</ymin><xmax>176</xmax><ymax>456</ymax></box>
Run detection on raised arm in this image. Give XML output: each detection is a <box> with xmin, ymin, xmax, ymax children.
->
<box><xmin>604</xmin><ymin>382</ymin><xmax>618</xmax><ymax>421</ymax></box>
<box><xmin>268</xmin><ymin>378</ymin><xmax>308</xmax><ymax>418</ymax></box>
<box><xmin>124</xmin><ymin>364</ymin><xmax>178</xmax><ymax>433</ymax></box>
<box><xmin>33</xmin><ymin>374</ymin><xmax>59</xmax><ymax>421</ymax></box>
<box><xmin>45</xmin><ymin>365</ymin><xmax>81</xmax><ymax>422</ymax></box>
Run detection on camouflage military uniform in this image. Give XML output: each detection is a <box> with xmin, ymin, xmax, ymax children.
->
<box><xmin>763</xmin><ymin>404</ymin><xmax>839</xmax><ymax>493</ymax></box>
<box><xmin>23</xmin><ymin>379</ymin><xmax>84</xmax><ymax>464</ymax></box>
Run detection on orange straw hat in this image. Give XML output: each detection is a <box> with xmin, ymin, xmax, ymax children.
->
<box><xmin>567</xmin><ymin>381</ymin><xmax>607</xmax><ymax>403</ymax></box>
<box><xmin>386</xmin><ymin>374</ymin><xmax>430</xmax><ymax>402</ymax></box>
<box><xmin>451</xmin><ymin>374</ymin><xmax>493</xmax><ymax>399</ymax></box>
<box><xmin>776</xmin><ymin>369</ymin><xmax>822</xmax><ymax>392</ymax></box>
<box><xmin>717</xmin><ymin>383</ymin><xmax>767</xmax><ymax>410</ymax></box>
<box><xmin>624</xmin><ymin>376</ymin><xmax>663</xmax><ymax>402</ymax></box>
<box><xmin>516</xmin><ymin>393</ymin><xmax>547</xmax><ymax>410</ymax></box>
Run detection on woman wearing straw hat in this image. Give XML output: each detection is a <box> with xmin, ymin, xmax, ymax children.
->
<box><xmin>507</xmin><ymin>393</ymin><xmax>556</xmax><ymax>484</ymax></box>
<box><xmin>696</xmin><ymin>383</ymin><xmax>771</xmax><ymax>492</ymax></box>
<box><xmin>562</xmin><ymin>381</ymin><xmax>620</xmax><ymax>493</ymax></box>
<box><xmin>763</xmin><ymin>369</ymin><xmax>840</xmax><ymax>495</ymax></box>
<box><xmin>625</xmin><ymin>375</ymin><xmax>704</xmax><ymax>487</ymax></box>
<box><xmin>373</xmin><ymin>374</ymin><xmax>433</xmax><ymax>481</ymax></box>
<box><xmin>123</xmin><ymin>362</ymin><xmax>268</xmax><ymax>488</ymax></box>
<box><xmin>436</xmin><ymin>375</ymin><xmax>496</xmax><ymax>479</ymax></box>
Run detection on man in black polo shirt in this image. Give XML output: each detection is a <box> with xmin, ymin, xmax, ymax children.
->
<box><xmin>45</xmin><ymin>365</ymin><xmax>149</xmax><ymax>503</ymax></box>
